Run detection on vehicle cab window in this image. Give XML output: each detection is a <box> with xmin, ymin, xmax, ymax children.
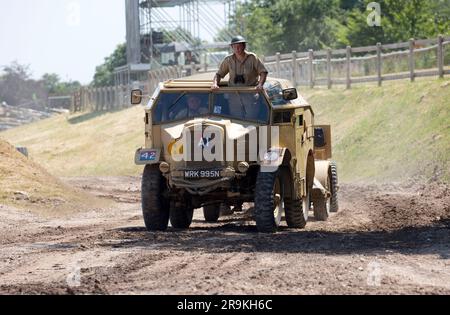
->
<box><xmin>153</xmin><ymin>92</ymin><xmax>210</xmax><ymax>124</ymax></box>
<box><xmin>212</xmin><ymin>91</ymin><xmax>270</xmax><ymax>124</ymax></box>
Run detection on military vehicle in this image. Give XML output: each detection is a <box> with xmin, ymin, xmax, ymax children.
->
<box><xmin>131</xmin><ymin>76</ymin><xmax>338</xmax><ymax>233</ymax></box>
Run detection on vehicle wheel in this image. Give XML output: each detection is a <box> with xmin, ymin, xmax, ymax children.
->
<box><xmin>254</xmin><ymin>170</ymin><xmax>284</xmax><ymax>233</ymax></box>
<box><xmin>142</xmin><ymin>165</ymin><xmax>170</xmax><ymax>231</ymax></box>
<box><xmin>313</xmin><ymin>196</ymin><xmax>330</xmax><ymax>221</ymax></box>
<box><xmin>203</xmin><ymin>204</ymin><xmax>221</xmax><ymax>223</ymax></box>
<box><xmin>170</xmin><ymin>204</ymin><xmax>194</xmax><ymax>229</ymax></box>
<box><xmin>285</xmin><ymin>183</ymin><xmax>309</xmax><ymax>229</ymax></box>
<box><xmin>330</xmin><ymin>161</ymin><xmax>339</xmax><ymax>213</ymax></box>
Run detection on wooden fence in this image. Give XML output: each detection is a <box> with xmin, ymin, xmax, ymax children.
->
<box><xmin>72</xmin><ymin>65</ymin><xmax>216</xmax><ymax>113</ymax></box>
<box><xmin>72</xmin><ymin>35</ymin><xmax>449</xmax><ymax>113</ymax></box>
<box><xmin>71</xmin><ymin>85</ymin><xmax>134</xmax><ymax>113</ymax></box>
<box><xmin>263</xmin><ymin>35</ymin><xmax>450</xmax><ymax>88</ymax></box>
<box><xmin>147</xmin><ymin>63</ymin><xmax>219</xmax><ymax>94</ymax></box>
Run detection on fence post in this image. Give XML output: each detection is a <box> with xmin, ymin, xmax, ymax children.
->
<box><xmin>104</xmin><ymin>87</ymin><xmax>109</xmax><ymax>110</ymax></box>
<box><xmin>308</xmin><ymin>49</ymin><xmax>314</xmax><ymax>88</ymax></box>
<box><xmin>409</xmin><ymin>38</ymin><xmax>415</xmax><ymax>82</ymax></box>
<box><xmin>203</xmin><ymin>54</ymin><xmax>208</xmax><ymax>72</ymax></box>
<box><xmin>70</xmin><ymin>93</ymin><xmax>75</xmax><ymax>113</ymax></box>
<box><xmin>292</xmin><ymin>51</ymin><xmax>297</xmax><ymax>87</ymax></box>
<box><xmin>276</xmin><ymin>53</ymin><xmax>281</xmax><ymax>77</ymax></box>
<box><xmin>346</xmin><ymin>46</ymin><xmax>351</xmax><ymax>89</ymax></box>
<box><xmin>97</xmin><ymin>88</ymin><xmax>101</xmax><ymax>111</ymax></box>
<box><xmin>86</xmin><ymin>89</ymin><xmax>91</xmax><ymax>111</ymax></box>
<box><xmin>103</xmin><ymin>87</ymin><xmax>107</xmax><ymax>111</ymax></box>
<box><xmin>438</xmin><ymin>35</ymin><xmax>444</xmax><ymax>78</ymax></box>
<box><xmin>98</xmin><ymin>88</ymin><xmax>102</xmax><ymax>111</ymax></box>
<box><xmin>108</xmin><ymin>87</ymin><xmax>112</xmax><ymax>110</ymax></box>
<box><xmin>377</xmin><ymin>43</ymin><xmax>382</xmax><ymax>87</ymax></box>
<box><xmin>327</xmin><ymin>48</ymin><xmax>332</xmax><ymax>89</ymax></box>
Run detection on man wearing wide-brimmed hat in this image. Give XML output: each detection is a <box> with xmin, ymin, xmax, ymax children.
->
<box><xmin>212</xmin><ymin>36</ymin><xmax>268</xmax><ymax>91</ymax></box>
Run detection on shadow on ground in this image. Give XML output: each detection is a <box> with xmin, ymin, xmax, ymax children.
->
<box><xmin>67</xmin><ymin>109</ymin><xmax>124</xmax><ymax>125</ymax></box>
<box><xmin>103</xmin><ymin>219</ymin><xmax>450</xmax><ymax>259</ymax></box>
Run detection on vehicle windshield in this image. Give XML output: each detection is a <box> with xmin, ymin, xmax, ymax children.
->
<box><xmin>153</xmin><ymin>92</ymin><xmax>210</xmax><ymax>124</ymax></box>
<box><xmin>264</xmin><ymin>82</ymin><xmax>289</xmax><ymax>106</ymax></box>
<box><xmin>212</xmin><ymin>92</ymin><xmax>269</xmax><ymax>124</ymax></box>
<box><xmin>153</xmin><ymin>91</ymin><xmax>270</xmax><ymax>124</ymax></box>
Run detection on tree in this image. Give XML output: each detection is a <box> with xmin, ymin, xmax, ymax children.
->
<box><xmin>232</xmin><ymin>0</ymin><xmax>343</xmax><ymax>55</ymax></box>
<box><xmin>92</xmin><ymin>43</ymin><xmax>127</xmax><ymax>87</ymax></box>
<box><xmin>341</xmin><ymin>0</ymin><xmax>450</xmax><ymax>47</ymax></box>
<box><xmin>42</xmin><ymin>73</ymin><xmax>81</xmax><ymax>95</ymax></box>
<box><xmin>0</xmin><ymin>61</ymin><xmax>45</xmax><ymax>106</ymax></box>
<box><xmin>274</xmin><ymin>0</ymin><xmax>342</xmax><ymax>51</ymax></box>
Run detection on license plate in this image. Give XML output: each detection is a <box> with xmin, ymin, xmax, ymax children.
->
<box><xmin>184</xmin><ymin>170</ymin><xmax>221</xmax><ymax>179</ymax></box>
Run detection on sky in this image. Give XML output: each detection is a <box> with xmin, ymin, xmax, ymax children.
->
<box><xmin>0</xmin><ymin>0</ymin><xmax>126</xmax><ymax>84</ymax></box>
<box><xmin>0</xmin><ymin>0</ymin><xmax>229</xmax><ymax>85</ymax></box>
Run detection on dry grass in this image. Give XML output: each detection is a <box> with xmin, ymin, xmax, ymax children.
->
<box><xmin>302</xmin><ymin>77</ymin><xmax>450</xmax><ymax>183</ymax></box>
<box><xmin>1</xmin><ymin>106</ymin><xmax>145</xmax><ymax>177</ymax></box>
<box><xmin>1</xmin><ymin>78</ymin><xmax>449</xmax><ymax>184</ymax></box>
<box><xmin>0</xmin><ymin>139</ymin><xmax>108</xmax><ymax>216</ymax></box>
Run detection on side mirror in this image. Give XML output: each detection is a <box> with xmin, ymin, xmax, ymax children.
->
<box><xmin>131</xmin><ymin>89</ymin><xmax>143</xmax><ymax>105</ymax></box>
<box><xmin>282</xmin><ymin>88</ymin><xmax>298</xmax><ymax>101</ymax></box>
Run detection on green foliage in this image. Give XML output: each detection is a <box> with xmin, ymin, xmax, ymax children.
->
<box><xmin>0</xmin><ymin>62</ymin><xmax>80</xmax><ymax>107</ymax></box>
<box><xmin>42</xmin><ymin>73</ymin><xmax>81</xmax><ymax>95</ymax></box>
<box><xmin>0</xmin><ymin>62</ymin><xmax>45</xmax><ymax>106</ymax></box>
<box><xmin>231</xmin><ymin>0</ymin><xmax>449</xmax><ymax>55</ymax></box>
<box><xmin>341</xmin><ymin>0</ymin><xmax>450</xmax><ymax>46</ymax></box>
<box><xmin>92</xmin><ymin>43</ymin><xmax>127</xmax><ymax>87</ymax></box>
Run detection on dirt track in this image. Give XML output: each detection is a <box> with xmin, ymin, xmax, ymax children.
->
<box><xmin>0</xmin><ymin>177</ymin><xmax>449</xmax><ymax>295</ymax></box>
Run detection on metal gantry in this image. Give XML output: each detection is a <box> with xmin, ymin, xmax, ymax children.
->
<box><xmin>126</xmin><ymin>0</ymin><xmax>237</xmax><ymax>64</ymax></box>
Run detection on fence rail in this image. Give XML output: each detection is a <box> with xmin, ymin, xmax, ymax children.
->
<box><xmin>71</xmin><ymin>85</ymin><xmax>133</xmax><ymax>113</ymax></box>
<box><xmin>263</xmin><ymin>35</ymin><xmax>450</xmax><ymax>89</ymax></box>
<box><xmin>72</xmin><ymin>35</ymin><xmax>449</xmax><ymax>113</ymax></box>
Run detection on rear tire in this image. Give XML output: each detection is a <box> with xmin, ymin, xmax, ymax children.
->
<box><xmin>203</xmin><ymin>204</ymin><xmax>221</xmax><ymax>223</ymax></box>
<box><xmin>330</xmin><ymin>162</ymin><xmax>339</xmax><ymax>213</ymax></box>
<box><xmin>142</xmin><ymin>165</ymin><xmax>170</xmax><ymax>231</ymax></box>
<box><xmin>254</xmin><ymin>170</ymin><xmax>284</xmax><ymax>233</ymax></box>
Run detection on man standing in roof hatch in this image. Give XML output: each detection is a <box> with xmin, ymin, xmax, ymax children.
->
<box><xmin>211</xmin><ymin>36</ymin><xmax>268</xmax><ymax>91</ymax></box>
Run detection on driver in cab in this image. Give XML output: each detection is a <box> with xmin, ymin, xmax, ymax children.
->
<box><xmin>171</xmin><ymin>95</ymin><xmax>209</xmax><ymax>120</ymax></box>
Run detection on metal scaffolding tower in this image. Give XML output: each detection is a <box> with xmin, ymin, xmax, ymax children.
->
<box><xmin>125</xmin><ymin>0</ymin><xmax>237</xmax><ymax>66</ymax></box>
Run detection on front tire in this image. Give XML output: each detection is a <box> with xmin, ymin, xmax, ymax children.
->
<box><xmin>142</xmin><ymin>165</ymin><xmax>170</xmax><ymax>231</ymax></box>
<box><xmin>254</xmin><ymin>170</ymin><xmax>284</xmax><ymax>233</ymax></box>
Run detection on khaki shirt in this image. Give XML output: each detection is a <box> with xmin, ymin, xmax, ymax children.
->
<box><xmin>217</xmin><ymin>52</ymin><xmax>268</xmax><ymax>86</ymax></box>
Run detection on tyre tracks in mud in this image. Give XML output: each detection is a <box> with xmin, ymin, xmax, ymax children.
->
<box><xmin>0</xmin><ymin>177</ymin><xmax>449</xmax><ymax>294</ymax></box>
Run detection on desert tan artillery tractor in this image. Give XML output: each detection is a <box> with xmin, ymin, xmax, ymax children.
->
<box><xmin>131</xmin><ymin>76</ymin><xmax>339</xmax><ymax>233</ymax></box>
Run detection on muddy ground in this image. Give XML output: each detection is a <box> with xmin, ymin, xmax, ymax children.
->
<box><xmin>0</xmin><ymin>177</ymin><xmax>449</xmax><ymax>295</ymax></box>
